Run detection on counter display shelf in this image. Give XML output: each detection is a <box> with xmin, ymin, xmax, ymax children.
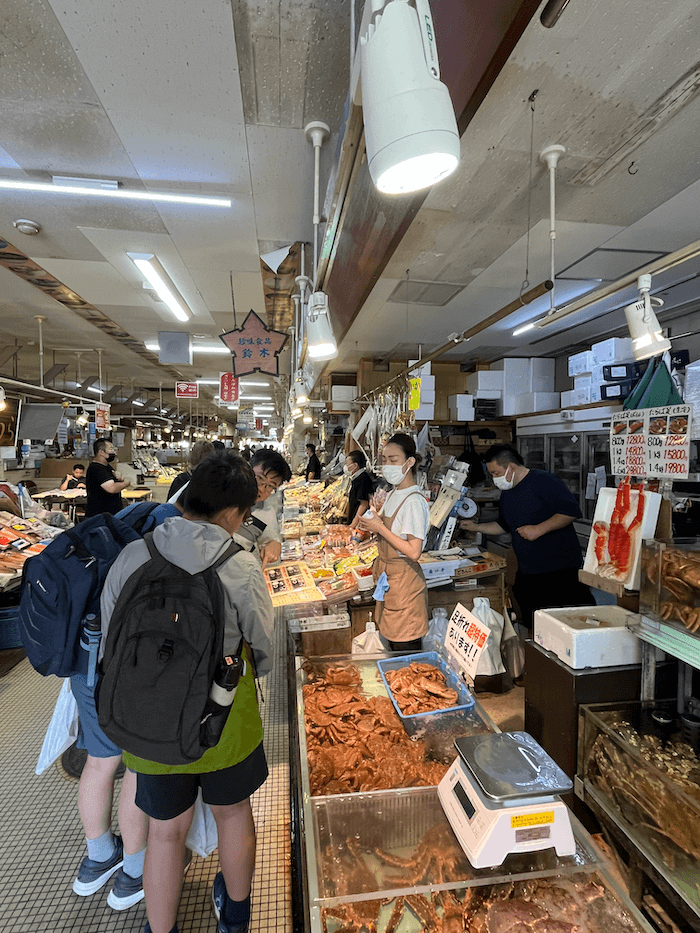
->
<box><xmin>578</xmin><ymin>700</ymin><xmax>700</xmax><ymax>926</ymax></box>
<box><xmin>290</xmin><ymin>651</ymin><xmax>655</xmax><ymax>933</ymax></box>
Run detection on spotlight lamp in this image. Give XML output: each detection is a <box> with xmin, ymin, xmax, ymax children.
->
<box><xmin>624</xmin><ymin>274</ymin><xmax>671</xmax><ymax>361</ymax></box>
<box><xmin>76</xmin><ymin>408</ymin><xmax>89</xmax><ymax>427</ymax></box>
<box><xmin>302</xmin><ymin>410</ymin><xmax>313</xmax><ymax>424</ymax></box>
<box><xmin>360</xmin><ymin>0</ymin><xmax>460</xmax><ymax>194</ymax></box>
<box><xmin>294</xmin><ymin>371</ymin><xmax>309</xmax><ymax>406</ymax></box>
<box><xmin>306</xmin><ymin>291</ymin><xmax>337</xmax><ymax>361</ymax></box>
<box><xmin>0</xmin><ymin>387</ymin><xmax>6</xmax><ymax>411</ymax></box>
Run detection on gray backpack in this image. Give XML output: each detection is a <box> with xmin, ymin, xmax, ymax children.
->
<box><xmin>98</xmin><ymin>535</ymin><xmax>242</xmax><ymax>765</ymax></box>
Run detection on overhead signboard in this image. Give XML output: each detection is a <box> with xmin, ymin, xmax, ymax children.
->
<box><xmin>220</xmin><ymin>373</ymin><xmax>239</xmax><ymax>403</ymax></box>
<box><xmin>95</xmin><ymin>402</ymin><xmax>111</xmax><ymax>430</ymax></box>
<box><xmin>175</xmin><ymin>381</ymin><xmax>199</xmax><ymax>399</ymax></box>
<box><xmin>219</xmin><ymin>310</ymin><xmax>288</xmax><ymax>377</ymax></box>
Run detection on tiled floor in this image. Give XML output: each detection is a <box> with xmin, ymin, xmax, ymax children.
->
<box><xmin>0</xmin><ymin>618</ymin><xmax>292</xmax><ymax>933</ymax></box>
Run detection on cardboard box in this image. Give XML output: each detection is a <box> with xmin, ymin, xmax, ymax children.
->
<box><xmin>602</xmin><ymin>362</ymin><xmax>641</xmax><ymax>381</ymax></box>
<box><xmin>600</xmin><ymin>379</ymin><xmax>635</xmax><ymax>400</ymax></box>
<box><xmin>568</xmin><ymin>350</ymin><xmax>593</xmax><ymax>376</ymax></box>
<box><xmin>591</xmin><ymin>337</ymin><xmax>634</xmax><ymax>365</ymax></box>
<box><xmin>529</xmin><ymin>358</ymin><xmax>555</xmax><ymax>392</ymax></box>
<box><xmin>561</xmin><ymin>387</ymin><xmax>591</xmax><ymax>407</ymax></box>
<box><xmin>466</xmin><ymin>370</ymin><xmax>503</xmax><ymax>393</ymax></box>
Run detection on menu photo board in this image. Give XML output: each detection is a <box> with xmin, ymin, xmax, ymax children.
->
<box><xmin>610</xmin><ymin>405</ymin><xmax>692</xmax><ymax>478</ymax></box>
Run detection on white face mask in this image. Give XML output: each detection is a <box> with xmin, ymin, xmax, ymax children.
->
<box><xmin>382</xmin><ymin>461</ymin><xmax>410</xmax><ymax>485</ymax></box>
<box><xmin>492</xmin><ymin>466</ymin><xmax>514</xmax><ymax>491</ymax></box>
<box><xmin>343</xmin><ymin>465</ymin><xmax>353</xmax><ymax>476</ymax></box>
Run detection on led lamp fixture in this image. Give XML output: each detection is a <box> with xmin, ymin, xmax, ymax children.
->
<box><xmin>128</xmin><ymin>253</ymin><xmax>191</xmax><ymax>322</ymax></box>
<box><xmin>306</xmin><ymin>291</ymin><xmax>337</xmax><ymax>360</ymax></box>
<box><xmin>361</xmin><ymin>0</ymin><xmax>459</xmax><ymax>194</ymax></box>
<box><xmin>624</xmin><ymin>274</ymin><xmax>671</xmax><ymax>361</ymax></box>
<box><xmin>291</xmin><ymin>406</ymin><xmax>303</xmax><ymax>419</ymax></box>
<box><xmin>303</xmin><ymin>410</ymin><xmax>313</xmax><ymax>424</ymax></box>
<box><xmin>0</xmin><ymin>177</ymin><xmax>230</xmax><ymax>207</ymax></box>
<box><xmin>294</xmin><ymin>371</ymin><xmax>309</xmax><ymax>405</ymax></box>
<box><xmin>76</xmin><ymin>409</ymin><xmax>89</xmax><ymax>426</ymax></box>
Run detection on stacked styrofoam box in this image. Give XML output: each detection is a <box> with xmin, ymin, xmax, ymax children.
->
<box><xmin>530</xmin><ymin>358</ymin><xmax>555</xmax><ymax>392</ymax></box>
<box><xmin>492</xmin><ymin>358</ymin><xmax>530</xmax><ymax>415</ymax></box>
<box><xmin>562</xmin><ymin>387</ymin><xmax>592</xmax><ymax>407</ymax></box>
<box><xmin>568</xmin><ymin>350</ymin><xmax>593</xmax><ymax>376</ymax></box>
<box><xmin>591</xmin><ymin>337</ymin><xmax>634</xmax><ymax>365</ymax></box>
<box><xmin>418</xmin><ymin>374</ymin><xmax>435</xmax><ymax>404</ymax></box>
<box><xmin>448</xmin><ymin>394</ymin><xmax>475</xmax><ymax>421</ymax></box>
<box><xmin>409</xmin><ymin>360</ymin><xmax>432</xmax><ymax>377</ymax></box>
<box><xmin>409</xmin><ymin>361</ymin><xmax>434</xmax><ymax>420</ymax></box>
<box><xmin>465</xmin><ymin>370</ymin><xmax>503</xmax><ymax>393</ymax></box>
<box><xmin>515</xmin><ymin>392</ymin><xmax>561</xmax><ymax>414</ymax></box>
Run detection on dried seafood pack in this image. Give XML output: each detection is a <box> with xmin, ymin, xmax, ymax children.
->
<box><xmin>586</xmin><ymin>716</ymin><xmax>700</xmax><ymax>869</ymax></box>
<box><xmin>321</xmin><ymin>872</ymin><xmax>642</xmax><ymax>933</ymax></box>
<box><xmin>641</xmin><ymin>538</ymin><xmax>700</xmax><ymax>633</ymax></box>
<box><xmin>302</xmin><ymin>663</ymin><xmax>449</xmax><ymax>795</ymax></box>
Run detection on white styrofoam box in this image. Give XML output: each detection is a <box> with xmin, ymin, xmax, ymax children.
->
<box><xmin>533</xmin><ymin>606</ymin><xmax>643</xmax><ymax>669</ymax></box>
<box><xmin>449</xmin><ymin>406</ymin><xmax>475</xmax><ymax>422</ymax></box>
<box><xmin>330</xmin><ymin>384</ymin><xmax>357</xmax><ymax>401</ymax></box>
<box><xmin>418</xmin><ymin>374</ymin><xmax>435</xmax><ymax>391</ymax></box>
<box><xmin>561</xmin><ymin>387</ymin><xmax>592</xmax><ymax>407</ymax></box>
<box><xmin>591</xmin><ymin>337</ymin><xmax>634</xmax><ymax>365</ymax></box>
<box><xmin>574</xmin><ymin>375</ymin><xmax>592</xmax><ymax>390</ymax></box>
<box><xmin>414</xmin><ymin>403</ymin><xmax>435</xmax><ymax>421</ymax></box>
<box><xmin>529</xmin><ymin>358</ymin><xmax>555</xmax><ymax>392</ymax></box>
<box><xmin>466</xmin><ymin>370</ymin><xmax>503</xmax><ymax>393</ymax></box>
<box><xmin>419</xmin><ymin>388</ymin><xmax>436</xmax><ymax>404</ymax></box>
<box><xmin>409</xmin><ymin>359</ymin><xmax>432</xmax><ymax>377</ymax></box>
<box><xmin>475</xmin><ymin>390</ymin><xmax>502</xmax><ymax>399</ymax></box>
<box><xmin>590</xmin><ymin>384</ymin><xmax>602</xmax><ymax>403</ymax></box>
<box><xmin>568</xmin><ymin>350</ymin><xmax>593</xmax><ymax>376</ymax></box>
<box><xmin>492</xmin><ymin>358</ymin><xmax>530</xmax><ymax>395</ymax></box>
<box><xmin>514</xmin><ymin>394</ymin><xmax>535</xmax><ymax>415</ymax></box>
<box><xmin>531</xmin><ymin>392</ymin><xmax>560</xmax><ymax>411</ymax></box>
<box><xmin>503</xmin><ymin>395</ymin><xmax>519</xmax><ymax>416</ymax></box>
<box><xmin>448</xmin><ymin>394</ymin><xmax>474</xmax><ymax>407</ymax></box>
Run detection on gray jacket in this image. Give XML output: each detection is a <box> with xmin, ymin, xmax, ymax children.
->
<box><xmin>100</xmin><ymin>516</ymin><xmax>274</xmax><ymax>675</ymax></box>
<box><xmin>233</xmin><ymin>500</ymin><xmax>280</xmax><ymax>556</ymax></box>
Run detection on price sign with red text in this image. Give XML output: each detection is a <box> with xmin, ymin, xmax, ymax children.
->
<box><xmin>220</xmin><ymin>373</ymin><xmax>239</xmax><ymax>403</ymax></box>
<box><xmin>444</xmin><ymin>603</ymin><xmax>490</xmax><ymax>682</ymax></box>
<box><xmin>95</xmin><ymin>402</ymin><xmax>111</xmax><ymax>430</ymax></box>
<box><xmin>610</xmin><ymin>405</ymin><xmax>691</xmax><ymax>478</ymax></box>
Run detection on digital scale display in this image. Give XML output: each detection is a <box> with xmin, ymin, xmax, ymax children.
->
<box><xmin>454</xmin><ymin>780</ymin><xmax>476</xmax><ymax>820</ymax></box>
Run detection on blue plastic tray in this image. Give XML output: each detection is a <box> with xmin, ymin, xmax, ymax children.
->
<box><xmin>377</xmin><ymin>651</ymin><xmax>474</xmax><ymax>727</ymax></box>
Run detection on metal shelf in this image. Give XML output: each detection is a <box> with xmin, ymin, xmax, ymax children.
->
<box><xmin>628</xmin><ymin>614</ymin><xmax>700</xmax><ymax>672</ymax></box>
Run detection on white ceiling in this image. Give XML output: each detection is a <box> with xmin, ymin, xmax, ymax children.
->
<box><xmin>1</xmin><ymin>0</ymin><xmax>700</xmax><ymax>416</ymax></box>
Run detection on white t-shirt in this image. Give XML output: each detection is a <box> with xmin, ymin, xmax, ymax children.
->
<box><xmin>380</xmin><ymin>484</ymin><xmax>430</xmax><ymax>546</ymax></box>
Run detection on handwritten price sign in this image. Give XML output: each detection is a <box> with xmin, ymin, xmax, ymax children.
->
<box><xmin>445</xmin><ymin>603</ymin><xmax>490</xmax><ymax>681</ymax></box>
<box><xmin>610</xmin><ymin>405</ymin><xmax>691</xmax><ymax>478</ymax></box>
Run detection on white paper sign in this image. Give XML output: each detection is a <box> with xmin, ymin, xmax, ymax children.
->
<box><xmin>610</xmin><ymin>405</ymin><xmax>691</xmax><ymax>478</ymax></box>
<box><xmin>444</xmin><ymin>602</ymin><xmax>490</xmax><ymax>681</ymax></box>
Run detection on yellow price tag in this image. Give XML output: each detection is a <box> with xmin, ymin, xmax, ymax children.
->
<box><xmin>408</xmin><ymin>377</ymin><xmax>421</xmax><ymax>411</ymax></box>
<box><xmin>510</xmin><ymin>811</ymin><xmax>554</xmax><ymax>829</ymax></box>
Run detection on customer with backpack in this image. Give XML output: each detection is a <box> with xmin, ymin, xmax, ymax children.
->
<box><xmin>86</xmin><ymin>438</ymin><xmax>131</xmax><ymax>517</ymax></box>
<box><xmin>234</xmin><ymin>447</ymin><xmax>291</xmax><ymax>568</ymax></box>
<box><xmin>99</xmin><ymin>452</ymin><xmax>274</xmax><ymax>933</ymax></box>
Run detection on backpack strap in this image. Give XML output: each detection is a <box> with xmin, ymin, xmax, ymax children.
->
<box><xmin>211</xmin><ymin>539</ymin><xmax>243</xmax><ymax>570</ymax></box>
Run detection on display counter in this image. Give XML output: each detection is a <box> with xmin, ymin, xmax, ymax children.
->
<box><xmin>287</xmin><ymin>641</ymin><xmax>656</xmax><ymax>933</ymax></box>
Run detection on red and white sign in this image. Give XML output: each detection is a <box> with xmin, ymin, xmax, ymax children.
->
<box><xmin>220</xmin><ymin>373</ymin><xmax>239</xmax><ymax>403</ymax></box>
<box><xmin>95</xmin><ymin>402</ymin><xmax>111</xmax><ymax>430</ymax></box>
<box><xmin>255</xmin><ymin>418</ymin><xmax>263</xmax><ymax>431</ymax></box>
<box><xmin>445</xmin><ymin>603</ymin><xmax>490</xmax><ymax>681</ymax></box>
<box><xmin>175</xmin><ymin>381</ymin><xmax>199</xmax><ymax>399</ymax></box>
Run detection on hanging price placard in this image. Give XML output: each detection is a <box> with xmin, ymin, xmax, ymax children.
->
<box><xmin>444</xmin><ymin>603</ymin><xmax>490</xmax><ymax>681</ymax></box>
<box><xmin>610</xmin><ymin>405</ymin><xmax>691</xmax><ymax>478</ymax></box>
<box><xmin>408</xmin><ymin>377</ymin><xmax>421</xmax><ymax>411</ymax></box>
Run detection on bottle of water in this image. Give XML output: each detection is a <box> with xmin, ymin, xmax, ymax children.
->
<box><xmin>209</xmin><ymin>655</ymin><xmax>245</xmax><ymax>708</ymax></box>
<box><xmin>80</xmin><ymin>613</ymin><xmax>102</xmax><ymax>688</ymax></box>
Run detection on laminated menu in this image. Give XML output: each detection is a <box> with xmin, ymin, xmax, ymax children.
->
<box><xmin>610</xmin><ymin>405</ymin><xmax>691</xmax><ymax>478</ymax></box>
<box><xmin>263</xmin><ymin>561</ymin><xmax>325</xmax><ymax>607</ymax></box>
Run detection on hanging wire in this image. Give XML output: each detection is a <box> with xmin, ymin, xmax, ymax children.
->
<box><xmin>229</xmin><ymin>270</ymin><xmax>238</xmax><ymax>328</ymax></box>
<box><xmin>405</xmin><ymin>268</ymin><xmax>410</xmax><ymax>336</ymax></box>
<box><xmin>520</xmin><ymin>90</ymin><xmax>539</xmax><ymax>301</ymax></box>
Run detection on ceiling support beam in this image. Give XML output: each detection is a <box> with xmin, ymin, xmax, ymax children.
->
<box><xmin>103</xmin><ymin>384</ymin><xmax>124</xmax><ymax>403</ymax></box>
<box><xmin>43</xmin><ymin>363</ymin><xmax>68</xmax><ymax>386</ymax></box>
<box><xmin>0</xmin><ymin>345</ymin><xmax>23</xmax><ymax>368</ymax></box>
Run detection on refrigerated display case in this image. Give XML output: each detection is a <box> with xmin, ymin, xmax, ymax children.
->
<box><xmin>518</xmin><ymin>434</ymin><xmax>545</xmax><ymax>471</ymax></box>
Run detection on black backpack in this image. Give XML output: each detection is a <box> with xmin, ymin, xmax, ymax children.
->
<box><xmin>97</xmin><ymin>535</ymin><xmax>242</xmax><ymax>765</ymax></box>
<box><xmin>18</xmin><ymin>507</ymin><xmax>159</xmax><ymax>678</ymax></box>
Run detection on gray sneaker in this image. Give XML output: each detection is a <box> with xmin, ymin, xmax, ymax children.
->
<box><xmin>107</xmin><ymin>867</ymin><xmax>144</xmax><ymax>910</ymax></box>
<box><xmin>72</xmin><ymin>836</ymin><xmax>124</xmax><ymax>896</ymax></box>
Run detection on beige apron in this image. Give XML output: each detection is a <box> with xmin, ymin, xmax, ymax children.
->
<box><xmin>372</xmin><ymin>492</ymin><xmax>429</xmax><ymax>643</ymax></box>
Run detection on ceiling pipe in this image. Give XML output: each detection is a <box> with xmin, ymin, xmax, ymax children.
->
<box><xmin>539</xmin><ymin>145</ymin><xmax>565</xmax><ymax>314</ymax></box>
<box><xmin>0</xmin><ymin>372</ymin><xmax>104</xmax><ymax>405</ymax></box>
<box><xmin>355</xmin><ymin>279</ymin><xmax>553</xmax><ymax>401</ymax></box>
<box><xmin>34</xmin><ymin>315</ymin><xmax>47</xmax><ymax>386</ymax></box>
<box><xmin>305</xmin><ymin>122</ymin><xmax>330</xmax><ymax>287</ymax></box>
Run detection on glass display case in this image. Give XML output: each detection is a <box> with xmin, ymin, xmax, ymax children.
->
<box><xmin>579</xmin><ymin>700</ymin><xmax>700</xmax><ymax>921</ymax></box>
<box><xmin>519</xmin><ymin>434</ymin><xmax>545</xmax><ymax>471</ymax></box>
<box><xmin>549</xmin><ymin>435</ymin><xmax>582</xmax><ymax>500</ymax></box>
<box><xmin>640</xmin><ymin>537</ymin><xmax>700</xmax><ymax>635</ymax></box>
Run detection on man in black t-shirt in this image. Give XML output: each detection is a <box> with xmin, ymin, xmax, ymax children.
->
<box><xmin>60</xmin><ymin>463</ymin><xmax>86</xmax><ymax>491</ymax></box>
<box><xmin>464</xmin><ymin>444</ymin><xmax>594</xmax><ymax>628</ymax></box>
<box><xmin>85</xmin><ymin>439</ymin><xmax>131</xmax><ymax>517</ymax></box>
<box><xmin>345</xmin><ymin>450</ymin><xmax>375</xmax><ymax>527</ymax></box>
<box><xmin>305</xmin><ymin>443</ymin><xmax>321</xmax><ymax>482</ymax></box>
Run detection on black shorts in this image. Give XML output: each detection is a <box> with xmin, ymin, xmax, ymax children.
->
<box><xmin>135</xmin><ymin>743</ymin><xmax>268</xmax><ymax>821</ymax></box>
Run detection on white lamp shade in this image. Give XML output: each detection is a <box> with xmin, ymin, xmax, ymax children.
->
<box><xmin>361</xmin><ymin>0</ymin><xmax>459</xmax><ymax>194</ymax></box>
<box><xmin>306</xmin><ymin>292</ymin><xmax>337</xmax><ymax>361</ymax></box>
<box><xmin>624</xmin><ymin>299</ymin><xmax>671</xmax><ymax>360</ymax></box>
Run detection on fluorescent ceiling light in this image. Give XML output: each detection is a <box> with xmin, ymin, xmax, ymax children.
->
<box><xmin>196</xmin><ymin>379</ymin><xmax>220</xmax><ymax>385</ymax></box>
<box><xmin>128</xmin><ymin>253</ymin><xmax>191</xmax><ymax>322</ymax></box>
<box><xmin>133</xmin><ymin>400</ymin><xmax>145</xmax><ymax>406</ymax></box>
<box><xmin>145</xmin><ymin>342</ymin><xmax>229</xmax><ymax>355</ymax></box>
<box><xmin>240</xmin><ymin>380</ymin><xmax>269</xmax><ymax>387</ymax></box>
<box><xmin>240</xmin><ymin>395</ymin><xmax>272</xmax><ymax>401</ymax></box>
<box><xmin>512</xmin><ymin>322</ymin><xmax>536</xmax><ymax>337</ymax></box>
<box><xmin>0</xmin><ymin>177</ymin><xmax>230</xmax><ymax>207</ymax></box>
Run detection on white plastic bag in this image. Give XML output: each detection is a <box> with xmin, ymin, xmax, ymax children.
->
<box><xmin>185</xmin><ymin>789</ymin><xmax>219</xmax><ymax>858</ymax></box>
<box><xmin>352</xmin><ymin>621</ymin><xmax>386</xmax><ymax>655</ymax></box>
<box><xmin>470</xmin><ymin>597</ymin><xmax>507</xmax><ymax>676</ymax></box>
<box><xmin>36</xmin><ymin>679</ymin><xmax>79</xmax><ymax>775</ymax></box>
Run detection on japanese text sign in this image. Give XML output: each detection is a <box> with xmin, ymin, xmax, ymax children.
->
<box><xmin>219</xmin><ymin>310</ymin><xmax>288</xmax><ymax>377</ymax></box>
<box><xmin>175</xmin><ymin>381</ymin><xmax>199</xmax><ymax>399</ymax></box>
<box><xmin>610</xmin><ymin>405</ymin><xmax>691</xmax><ymax>479</ymax></box>
<box><xmin>408</xmin><ymin>377</ymin><xmax>421</xmax><ymax>411</ymax></box>
<box><xmin>95</xmin><ymin>402</ymin><xmax>111</xmax><ymax>430</ymax></box>
<box><xmin>445</xmin><ymin>603</ymin><xmax>490</xmax><ymax>681</ymax></box>
<box><xmin>220</xmin><ymin>373</ymin><xmax>239</xmax><ymax>403</ymax></box>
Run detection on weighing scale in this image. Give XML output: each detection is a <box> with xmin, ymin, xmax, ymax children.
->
<box><xmin>437</xmin><ymin>731</ymin><xmax>575</xmax><ymax>869</ymax></box>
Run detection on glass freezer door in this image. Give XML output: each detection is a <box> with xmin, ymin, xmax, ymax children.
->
<box><xmin>548</xmin><ymin>435</ymin><xmax>583</xmax><ymax>507</ymax></box>
<box><xmin>583</xmin><ymin>433</ymin><xmax>613</xmax><ymax>520</ymax></box>
<box><xmin>519</xmin><ymin>435</ymin><xmax>546</xmax><ymax>471</ymax></box>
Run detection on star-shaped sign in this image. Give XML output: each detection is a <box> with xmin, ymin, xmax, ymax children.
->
<box><xmin>219</xmin><ymin>311</ymin><xmax>288</xmax><ymax>377</ymax></box>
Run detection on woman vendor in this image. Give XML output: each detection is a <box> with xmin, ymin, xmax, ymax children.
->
<box><xmin>359</xmin><ymin>433</ymin><xmax>430</xmax><ymax>652</ymax></box>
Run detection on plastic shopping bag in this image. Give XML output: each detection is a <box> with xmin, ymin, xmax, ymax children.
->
<box><xmin>185</xmin><ymin>789</ymin><xmax>219</xmax><ymax>858</ymax></box>
<box><xmin>352</xmin><ymin>621</ymin><xmax>387</xmax><ymax>655</ymax></box>
<box><xmin>36</xmin><ymin>679</ymin><xmax>79</xmax><ymax>775</ymax></box>
<box><xmin>470</xmin><ymin>597</ymin><xmax>506</xmax><ymax>676</ymax></box>
<box><xmin>501</xmin><ymin>614</ymin><xmax>526</xmax><ymax>680</ymax></box>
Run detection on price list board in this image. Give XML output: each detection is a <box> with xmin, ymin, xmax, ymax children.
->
<box><xmin>610</xmin><ymin>405</ymin><xmax>692</xmax><ymax>478</ymax></box>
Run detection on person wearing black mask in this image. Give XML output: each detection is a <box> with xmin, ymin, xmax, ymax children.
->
<box><xmin>85</xmin><ymin>438</ymin><xmax>131</xmax><ymax>517</ymax></box>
